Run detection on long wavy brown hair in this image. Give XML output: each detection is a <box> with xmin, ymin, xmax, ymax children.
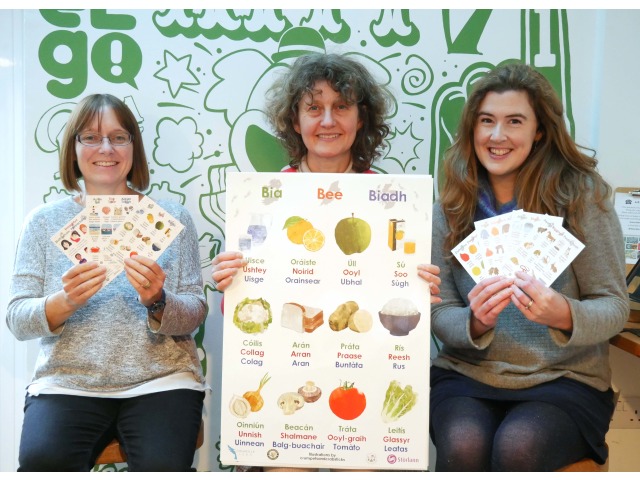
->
<box><xmin>265</xmin><ymin>53</ymin><xmax>392</xmax><ymax>172</ymax></box>
<box><xmin>440</xmin><ymin>62</ymin><xmax>611</xmax><ymax>251</ymax></box>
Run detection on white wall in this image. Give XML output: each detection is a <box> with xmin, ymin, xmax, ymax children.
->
<box><xmin>596</xmin><ymin>11</ymin><xmax>640</xmax><ymax>192</ymax></box>
<box><xmin>0</xmin><ymin>9</ymin><xmax>27</xmax><ymax>473</ymax></box>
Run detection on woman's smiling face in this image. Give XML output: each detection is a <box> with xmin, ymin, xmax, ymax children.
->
<box><xmin>75</xmin><ymin>107</ymin><xmax>134</xmax><ymax>195</ymax></box>
<box><xmin>293</xmin><ymin>80</ymin><xmax>363</xmax><ymax>172</ymax></box>
<box><xmin>474</xmin><ymin>90</ymin><xmax>542</xmax><ymax>192</ymax></box>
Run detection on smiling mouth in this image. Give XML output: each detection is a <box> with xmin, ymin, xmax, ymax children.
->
<box><xmin>95</xmin><ymin>161</ymin><xmax>117</xmax><ymax>167</ymax></box>
<box><xmin>318</xmin><ymin>134</ymin><xmax>340</xmax><ymax>139</ymax></box>
<box><xmin>489</xmin><ymin>148</ymin><xmax>511</xmax><ymax>156</ymax></box>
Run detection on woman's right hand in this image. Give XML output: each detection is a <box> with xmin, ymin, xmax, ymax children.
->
<box><xmin>211</xmin><ymin>251</ymin><xmax>245</xmax><ymax>292</ymax></box>
<box><xmin>45</xmin><ymin>261</ymin><xmax>107</xmax><ymax>331</ymax></box>
<box><xmin>60</xmin><ymin>261</ymin><xmax>107</xmax><ymax>308</ymax></box>
<box><xmin>467</xmin><ymin>276</ymin><xmax>514</xmax><ymax>338</ymax></box>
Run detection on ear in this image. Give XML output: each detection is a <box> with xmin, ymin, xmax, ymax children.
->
<box><xmin>293</xmin><ymin>117</ymin><xmax>301</xmax><ymax>134</ymax></box>
<box><xmin>534</xmin><ymin>130</ymin><xmax>543</xmax><ymax>142</ymax></box>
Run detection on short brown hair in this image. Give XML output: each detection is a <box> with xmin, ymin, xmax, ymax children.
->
<box><xmin>59</xmin><ymin>94</ymin><xmax>149</xmax><ymax>192</ymax></box>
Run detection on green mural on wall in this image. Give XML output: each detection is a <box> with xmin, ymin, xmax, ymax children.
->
<box><xmin>26</xmin><ymin>9</ymin><xmax>575</xmax><ymax>470</ymax></box>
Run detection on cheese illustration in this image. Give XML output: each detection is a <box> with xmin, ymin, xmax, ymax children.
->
<box><xmin>281</xmin><ymin>303</ymin><xmax>324</xmax><ymax>333</ymax></box>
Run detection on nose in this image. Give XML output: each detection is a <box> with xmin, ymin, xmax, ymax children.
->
<box><xmin>490</xmin><ymin>123</ymin><xmax>506</xmax><ymax>141</ymax></box>
<box><xmin>320</xmin><ymin>109</ymin><xmax>335</xmax><ymax>128</ymax></box>
<box><xmin>98</xmin><ymin>136</ymin><xmax>114</xmax><ymax>153</ymax></box>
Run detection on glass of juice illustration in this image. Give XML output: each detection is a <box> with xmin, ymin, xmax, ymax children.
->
<box><xmin>388</xmin><ymin>219</ymin><xmax>405</xmax><ymax>251</ymax></box>
<box><xmin>404</xmin><ymin>240</ymin><xmax>416</xmax><ymax>254</ymax></box>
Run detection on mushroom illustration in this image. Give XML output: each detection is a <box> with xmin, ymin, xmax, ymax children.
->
<box><xmin>277</xmin><ymin>392</ymin><xmax>304</xmax><ymax>415</ymax></box>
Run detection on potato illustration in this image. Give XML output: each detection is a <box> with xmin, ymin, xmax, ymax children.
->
<box><xmin>328</xmin><ymin>301</ymin><xmax>359</xmax><ymax>331</ymax></box>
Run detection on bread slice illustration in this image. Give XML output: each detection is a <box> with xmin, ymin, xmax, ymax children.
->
<box><xmin>281</xmin><ymin>302</ymin><xmax>324</xmax><ymax>333</ymax></box>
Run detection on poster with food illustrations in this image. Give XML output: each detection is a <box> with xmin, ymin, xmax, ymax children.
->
<box><xmin>452</xmin><ymin>210</ymin><xmax>583</xmax><ymax>286</ymax></box>
<box><xmin>220</xmin><ymin>172</ymin><xmax>433</xmax><ymax>471</ymax></box>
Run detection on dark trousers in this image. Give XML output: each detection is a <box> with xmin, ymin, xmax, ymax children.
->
<box><xmin>18</xmin><ymin>389</ymin><xmax>204</xmax><ymax>472</ymax></box>
<box><xmin>431</xmin><ymin>396</ymin><xmax>590</xmax><ymax>471</ymax></box>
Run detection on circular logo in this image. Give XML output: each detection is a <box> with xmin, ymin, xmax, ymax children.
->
<box><xmin>267</xmin><ymin>449</ymin><xmax>279</xmax><ymax>460</ymax></box>
<box><xmin>387</xmin><ymin>454</ymin><xmax>397</xmax><ymax>464</ymax></box>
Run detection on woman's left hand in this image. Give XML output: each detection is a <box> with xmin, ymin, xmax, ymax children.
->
<box><xmin>124</xmin><ymin>255</ymin><xmax>167</xmax><ymax>305</ymax></box>
<box><xmin>511</xmin><ymin>271</ymin><xmax>572</xmax><ymax>331</ymax></box>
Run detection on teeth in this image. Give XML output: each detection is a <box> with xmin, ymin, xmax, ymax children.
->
<box><xmin>95</xmin><ymin>162</ymin><xmax>116</xmax><ymax>167</ymax></box>
<box><xmin>490</xmin><ymin>148</ymin><xmax>510</xmax><ymax>156</ymax></box>
<box><xmin>319</xmin><ymin>134</ymin><xmax>339</xmax><ymax>139</ymax></box>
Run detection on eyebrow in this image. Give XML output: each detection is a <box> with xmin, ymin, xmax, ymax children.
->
<box><xmin>477</xmin><ymin>111</ymin><xmax>529</xmax><ymax>120</ymax></box>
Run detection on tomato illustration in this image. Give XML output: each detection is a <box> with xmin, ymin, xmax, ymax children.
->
<box><xmin>328</xmin><ymin>381</ymin><xmax>366</xmax><ymax>420</ymax></box>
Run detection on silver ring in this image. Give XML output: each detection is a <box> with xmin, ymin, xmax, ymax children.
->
<box><xmin>525</xmin><ymin>299</ymin><xmax>533</xmax><ymax>310</ymax></box>
<box><xmin>212</xmin><ymin>279</ymin><xmax>219</xmax><ymax>290</ymax></box>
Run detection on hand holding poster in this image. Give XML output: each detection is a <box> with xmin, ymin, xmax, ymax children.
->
<box><xmin>220</xmin><ymin>172</ymin><xmax>432</xmax><ymax>470</ymax></box>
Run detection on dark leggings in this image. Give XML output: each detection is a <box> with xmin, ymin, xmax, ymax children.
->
<box><xmin>431</xmin><ymin>396</ymin><xmax>591</xmax><ymax>471</ymax></box>
<box><xmin>18</xmin><ymin>389</ymin><xmax>204</xmax><ymax>472</ymax></box>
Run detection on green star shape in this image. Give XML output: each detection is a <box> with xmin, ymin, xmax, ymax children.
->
<box><xmin>384</xmin><ymin>123</ymin><xmax>423</xmax><ymax>172</ymax></box>
<box><xmin>153</xmin><ymin>50</ymin><xmax>200</xmax><ymax>99</ymax></box>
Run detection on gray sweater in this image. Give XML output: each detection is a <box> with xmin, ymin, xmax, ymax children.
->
<box><xmin>431</xmin><ymin>198</ymin><xmax>629</xmax><ymax>392</ymax></box>
<box><xmin>7</xmin><ymin>196</ymin><xmax>207</xmax><ymax>392</ymax></box>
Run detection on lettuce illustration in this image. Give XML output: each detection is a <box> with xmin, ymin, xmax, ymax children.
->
<box><xmin>233</xmin><ymin>297</ymin><xmax>272</xmax><ymax>334</ymax></box>
<box><xmin>381</xmin><ymin>380</ymin><xmax>417</xmax><ymax>423</ymax></box>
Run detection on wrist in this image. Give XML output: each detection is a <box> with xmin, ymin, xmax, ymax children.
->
<box><xmin>146</xmin><ymin>288</ymin><xmax>166</xmax><ymax>317</ymax></box>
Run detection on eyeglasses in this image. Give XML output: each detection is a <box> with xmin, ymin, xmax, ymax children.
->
<box><xmin>76</xmin><ymin>132</ymin><xmax>133</xmax><ymax>147</ymax></box>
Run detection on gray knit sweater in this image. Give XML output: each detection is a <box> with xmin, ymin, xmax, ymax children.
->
<box><xmin>7</xmin><ymin>196</ymin><xmax>207</xmax><ymax>392</ymax></box>
<box><xmin>431</xmin><ymin>197</ymin><xmax>629</xmax><ymax>392</ymax></box>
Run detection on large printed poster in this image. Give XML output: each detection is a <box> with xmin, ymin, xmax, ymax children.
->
<box><xmin>220</xmin><ymin>172</ymin><xmax>433</xmax><ymax>470</ymax></box>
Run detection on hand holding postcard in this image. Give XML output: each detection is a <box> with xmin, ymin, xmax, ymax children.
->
<box><xmin>453</xmin><ymin>211</ymin><xmax>584</xmax><ymax>286</ymax></box>
<box><xmin>51</xmin><ymin>195</ymin><xmax>183</xmax><ymax>285</ymax></box>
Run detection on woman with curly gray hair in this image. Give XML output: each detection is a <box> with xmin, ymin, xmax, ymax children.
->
<box><xmin>264</xmin><ymin>52</ymin><xmax>392</xmax><ymax>173</ymax></box>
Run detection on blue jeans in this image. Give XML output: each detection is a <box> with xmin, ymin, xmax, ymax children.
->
<box><xmin>18</xmin><ymin>389</ymin><xmax>204</xmax><ymax>471</ymax></box>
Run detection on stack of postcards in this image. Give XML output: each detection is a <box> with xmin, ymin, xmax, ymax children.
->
<box><xmin>452</xmin><ymin>210</ymin><xmax>584</xmax><ymax>287</ymax></box>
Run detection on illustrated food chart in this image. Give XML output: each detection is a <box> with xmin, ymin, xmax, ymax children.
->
<box><xmin>52</xmin><ymin>195</ymin><xmax>183</xmax><ymax>286</ymax></box>
<box><xmin>452</xmin><ymin>210</ymin><xmax>584</xmax><ymax>286</ymax></box>
<box><xmin>103</xmin><ymin>197</ymin><xmax>184</xmax><ymax>265</ymax></box>
<box><xmin>221</xmin><ymin>172</ymin><xmax>433</xmax><ymax>471</ymax></box>
<box><xmin>85</xmin><ymin>195</ymin><xmax>138</xmax><ymax>265</ymax></box>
